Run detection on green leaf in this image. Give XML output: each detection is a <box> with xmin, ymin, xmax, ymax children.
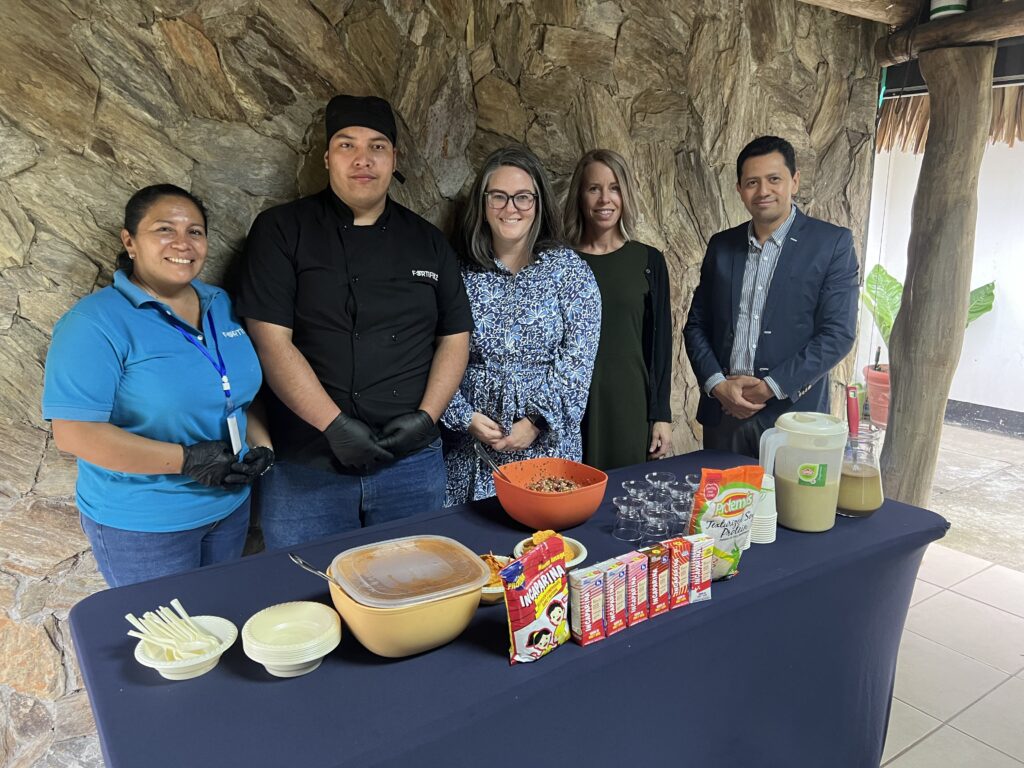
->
<box><xmin>861</xmin><ymin>264</ymin><xmax>903</xmax><ymax>347</ymax></box>
<box><xmin>967</xmin><ymin>281</ymin><xmax>995</xmax><ymax>326</ymax></box>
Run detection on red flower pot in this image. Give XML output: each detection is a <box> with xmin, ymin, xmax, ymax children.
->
<box><xmin>863</xmin><ymin>364</ymin><xmax>890</xmax><ymax>428</ymax></box>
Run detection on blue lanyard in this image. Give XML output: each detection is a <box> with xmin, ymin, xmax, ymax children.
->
<box><xmin>170</xmin><ymin>310</ymin><xmax>234</xmax><ymax>408</ymax></box>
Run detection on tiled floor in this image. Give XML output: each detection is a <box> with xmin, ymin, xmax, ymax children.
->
<box><xmin>884</xmin><ymin>545</ymin><xmax>1024</xmax><ymax>766</ymax></box>
<box><xmin>930</xmin><ymin>424</ymin><xmax>1024</xmax><ymax>572</ymax></box>
<box><xmin>881</xmin><ymin>423</ymin><xmax>1024</xmax><ymax>766</ymax></box>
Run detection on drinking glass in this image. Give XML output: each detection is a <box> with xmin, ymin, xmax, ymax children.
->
<box><xmin>640</xmin><ymin>514</ymin><xmax>669</xmax><ymax>547</ymax></box>
<box><xmin>663</xmin><ymin>481</ymin><xmax>687</xmax><ymax>500</ymax></box>
<box><xmin>622</xmin><ymin>479</ymin><xmax>653</xmax><ymax>500</ymax></box>
<box><xmin>669</xmin><ymin>501</ymin><xmax>691</xmax><ymax>537</ymax></box>
<box><xmin>612</xmin><ymin>496</ymin><xmax>644</xmax><ymax>542</ymax></box>
<box><xmin>644</xmin><ymin>471</ymin><xmax>676</xmax><ymax>489</ymax></box>
<box><xmin>684</xmin><ymin>473</ymin><xmax>700</xmax><ymax>490</ymax></box>
<box><xmin>668</xmin><ymin>484</ymin><xmax>694</xmax><ymax>520</ymax></box>
<box><xmin>645</xmin><ymin>489</ymin><xmax>673</xmax><ymax>517</ymax></box>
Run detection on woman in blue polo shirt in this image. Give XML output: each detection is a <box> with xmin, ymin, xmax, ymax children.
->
<box><xmin>42</xmin><ymin>184</ymin><xmax>273</xmax><ymax>587</ymax></box>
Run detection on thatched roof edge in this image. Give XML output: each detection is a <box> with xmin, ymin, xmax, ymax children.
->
<box><xmin>876</xmin><ymin>84</ymin><xmax>1024</xmax><ymax>154</ymax></box>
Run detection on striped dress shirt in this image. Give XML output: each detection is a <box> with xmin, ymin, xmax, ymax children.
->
<box><xmin>704</xmin><ymin>204</ymin><xmax>797</xmax><ymax>401</ymax></box>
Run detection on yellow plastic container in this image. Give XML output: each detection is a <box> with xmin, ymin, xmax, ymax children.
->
<box><xmin>327</xmin><ymin>535</ymin><xmax>489</xmax><ymax>658</ymax></box>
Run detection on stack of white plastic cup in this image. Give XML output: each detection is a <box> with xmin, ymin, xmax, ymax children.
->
<box><xmin>748</xmin><ymin>475</ymin><xmax>778</xmax><ymax>545</ymax></box>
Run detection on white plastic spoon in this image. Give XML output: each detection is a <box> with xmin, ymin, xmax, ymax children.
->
<box><xmin>139</xmin><ymin>613</ymin><xmax>179</xmax><ymax>641</ymax></box>
<box><xmin>170</xmin><ymin>599</ymin><xmax>206</xmax><ymax>635</ymax></box>
<box><xmin>125</xmin><ymin>613</ymin><xmax>149</xmax><ymax>635</ymax></box>
<box><xmin>156</xmin><ymin>607</ymin><xmax>195</xmax><ymax>639</ymax></box>
<box><xmin>160</xmin><ymin>607</ymin><xmax>219</xmax><ymax>650</ymax></box>
<box><xmin>126</xmin><ymin>631</ymin><xmax>201</xmax><ymax>660</ymax></box>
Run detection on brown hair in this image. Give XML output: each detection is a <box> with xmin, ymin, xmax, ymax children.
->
<box><xmin>460</xmin><ymin>145</ymin><xmax>563</xmax><ymax>270</ymax></box>
<box><xmin>562</xmin><ymin>149</ymin><xmax>638</xmax><ymax>247</ymax></box>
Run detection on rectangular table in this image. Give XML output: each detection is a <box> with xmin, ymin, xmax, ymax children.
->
<box><xmin>70</xmin><ymin>450</ymin><xmax>948</xmax><ymax>768</ymax></box>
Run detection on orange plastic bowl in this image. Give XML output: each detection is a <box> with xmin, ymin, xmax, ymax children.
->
<box><xmin>492</xmin><ymin>457</ymin><xmax>608</xmax><ymax>531</ymax></box>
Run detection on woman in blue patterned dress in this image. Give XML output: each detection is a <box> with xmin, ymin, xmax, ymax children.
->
<box><xmin>441</xmin><ymin>147</ymin><xmax>601</xmax><ymax>505</ymax></box>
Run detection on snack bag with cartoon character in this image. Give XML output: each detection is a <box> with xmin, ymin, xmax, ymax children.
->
<box><xmin>500</xmin><ymin>535</ymin><xmax>570</xmax><ymax>664</ymax></box>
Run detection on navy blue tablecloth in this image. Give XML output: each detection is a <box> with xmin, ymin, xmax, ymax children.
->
<box><xmin>69</xmin><ymin>451</ymin><xmax>947</xmax><ymax>768</ymax></box>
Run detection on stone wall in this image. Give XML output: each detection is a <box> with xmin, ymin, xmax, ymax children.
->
<box><xmin>0</xmin><ymin>1</ymin><xmax>879</xmax><ymax>763</ymax></box>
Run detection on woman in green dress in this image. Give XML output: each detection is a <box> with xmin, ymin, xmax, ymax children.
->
<box><xmin>563</xmin><ymin>149</ymin><xmax>673</xmax><ymax>470</ymax></box>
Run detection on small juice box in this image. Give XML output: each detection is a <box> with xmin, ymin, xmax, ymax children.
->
<box><xmin>684</xmin><ymin>533</ymin><xmax>713</xmax><ymax>603</ymax></box>
<box><xmin>616</xmin><ymin>552</ymin><xmax>649</xmax><ymax>626</ymax></box>
<box><xmin>639</xmin><ymin>544</ymin><xmax>671</xmax><ymax>618</ymax></box>
<box><xmin>596</xmin><ymin>558</ymin><xmax>628</xmax><ymax>636</ymax></box>
<box><xmin>569</xmin><ymin>567</ymin><xmax>605</xmax><ymax>646</ymax></box>
<box><xmin>664</xmin><ymin>537</ymin><xmax>691</xmax><ymax>610</ymax></box>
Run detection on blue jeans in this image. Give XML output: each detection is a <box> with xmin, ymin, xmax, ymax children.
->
<box><xmin>81</xmin><ymin>497</ymin><xmax>251</xmax><ymax>588</ymax></box>
<box><xmin>257</xmin><ymin>439</ymin><xmax>445</xmax><ymax>550</ymax></box>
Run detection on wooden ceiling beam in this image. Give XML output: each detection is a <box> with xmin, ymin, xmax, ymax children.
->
<box><xmin>877</xmin><ymin>1</ymin><xmax>1024</xmax><ymax>67</ymax></box>
<box><xmin>796</xmin><ymin>0</ymin><xmax>923</xmax><ymax>26</ymax></box>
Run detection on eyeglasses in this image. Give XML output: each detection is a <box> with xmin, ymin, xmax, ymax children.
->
<box><xmin>484</xmin><ymin>191</ymin><xmax>538</xmax><ymax>211</ymax></box>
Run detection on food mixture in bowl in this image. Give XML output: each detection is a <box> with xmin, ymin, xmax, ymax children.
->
<box><xmin>480</xmin><ymin>553</ymin><xmax>506</xmax><ymax>589</ymax></box>
<box><xmin>526</xmin><ymin>476</ymin><xmax>581</xmax><ymax>493</ymax></box>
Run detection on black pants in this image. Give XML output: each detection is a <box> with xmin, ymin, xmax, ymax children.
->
<box><xmin>701</xmin><ymin>413</ymin><xmax>767</xmax><ymax>460</ymax></box>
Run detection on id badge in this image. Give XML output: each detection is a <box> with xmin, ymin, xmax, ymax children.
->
<box><xmin>226</xmin><ymin>409</ymin><xmax>243</xmax><ymax>455</ymax></box>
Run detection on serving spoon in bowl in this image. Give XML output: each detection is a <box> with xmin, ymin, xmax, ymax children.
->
<box><xmin>473</xmin><ymin>440</ymin><xmax>512</xmax><ymax>484</ymax></box>
<box><xmin>288</xmin><ymin>553</ymin><xmax>344</xmax><ymax>590</ymax></box>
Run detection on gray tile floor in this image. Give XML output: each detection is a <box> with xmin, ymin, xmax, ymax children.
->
<box><xmin>883</xmin><ymin>424</ymin><xmax>1024</xmax><ymax>766</ymax></box>
<box><xmin>931</xmin><ymin>424</ymin><xmax>1024</xmax><ymax>571</ymax></box>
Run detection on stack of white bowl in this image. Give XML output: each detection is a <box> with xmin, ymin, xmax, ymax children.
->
<box><xmin>242</xmin><ymin>601</ymin><xmax>341</xmax><ymax>677</ymax></box>
<box><xmin>749</xmin><ymin>475</ymin><xmax>778</xmax><ymax>545</ymax></box>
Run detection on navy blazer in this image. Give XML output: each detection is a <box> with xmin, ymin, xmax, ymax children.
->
<box><xmin>683</xmin><ymin>208</ymin><xmax>859</xmax><ymax>429</ymax></box>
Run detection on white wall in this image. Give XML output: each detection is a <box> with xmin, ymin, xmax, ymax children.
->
<box><xmin>857</xmin><ymin>143</ymin><xmax>1024</xmax><ymax>413</ymax></box>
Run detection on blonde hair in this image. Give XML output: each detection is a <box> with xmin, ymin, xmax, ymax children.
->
<box><xmin>562</xmin><ymin>149</ymin><xmax>638</xmax><ymax>247</ymax></box>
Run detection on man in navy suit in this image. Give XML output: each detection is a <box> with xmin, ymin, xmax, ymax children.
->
<box><xmin>683</xmin><ymin>136</ymin><xmax>859</xmax><ymax>458</ymax></box>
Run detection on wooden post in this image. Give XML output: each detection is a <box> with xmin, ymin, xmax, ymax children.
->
<box><xmin>879</xmin><ymin>44</ymin><xmax>996</xmax><ymax>507</ymax></box>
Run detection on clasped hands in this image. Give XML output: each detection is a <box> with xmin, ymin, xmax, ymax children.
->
<box><xmin>712</xmin><ymin>375</ymin><xmax>774</xmax><ymax>420</ymax></box>
<box><xmin>323</xmin><ymin>410</ymin><xmax>439</xmax><ymax>473</ymax></box>
<box><xmin>182</xmin><ymin>442</ymin><xmax>275</xmax><ymax>489</ymax></box>
<box><xmin>469</xmin><ymin>412</ymin><xmax>539</xmax><ymax>453</ymax></box>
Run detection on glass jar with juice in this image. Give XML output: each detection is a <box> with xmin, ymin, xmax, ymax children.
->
<box><xmin>837</xmin><ymin>425</ymin><xmax>884</xmax><ymax>517</ymax></box>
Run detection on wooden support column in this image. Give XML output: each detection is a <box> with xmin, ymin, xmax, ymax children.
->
<box><xmin>879</xmin><ymin>44</ymin><xmax>996</xmax><ymax>507</ymax></box>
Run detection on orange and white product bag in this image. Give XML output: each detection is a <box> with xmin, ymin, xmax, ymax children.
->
<box><xmin>688</xmin><ymin>465</ymin><xmax>764</xmax><ymax>580</ymax></box>
<box><xmin>500</xmin><ymin>535</ymin><xmax>570</xmax><ymax>664</ymax></box>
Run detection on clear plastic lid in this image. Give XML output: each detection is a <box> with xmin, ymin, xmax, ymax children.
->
<box><xmin>329</xmin><ymin>535</ymin><xmax>490</xmax><ymax>609</ymax></box>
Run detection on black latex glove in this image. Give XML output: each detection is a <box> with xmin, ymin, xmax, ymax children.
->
<box><xmin>181</xmin><ymin>440</ymin><xmax>237</xmax><ymax>488</ymax></box>
<box><xmin>323</xmin><ymin>413</ymin><xmax>393</xmax><ymax>472</ymax></box>
<box><xmin>376</xmin><ymin>410</ymin><xmax>439</xmax><ymax>459</ymax></box>
<box><xmin>223</xmin><ymin>446</ymin><xmax>276</xmax><ymax>488</ymax></box>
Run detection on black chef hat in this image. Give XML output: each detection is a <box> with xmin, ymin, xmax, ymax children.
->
<box><xmin>325</xmin><ymin>94</ymin><xmax>397</xmax><ymax>147</ymax></box>
<box><xmin>324</xmin><ymin>95</ymin><xmax>404</xmax><ymax>183</ymax></box>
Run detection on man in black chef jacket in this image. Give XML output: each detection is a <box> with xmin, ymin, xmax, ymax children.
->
<box><xmin>236</xmin><ymin>95</ymin><xmax>473</xmax><ymax>549</ymax></box>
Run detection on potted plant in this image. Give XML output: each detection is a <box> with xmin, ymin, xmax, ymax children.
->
<box><xmin>861</xmin><ymin>264</ymin><xmax>995</xmax><ymax>427</ymax></box>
